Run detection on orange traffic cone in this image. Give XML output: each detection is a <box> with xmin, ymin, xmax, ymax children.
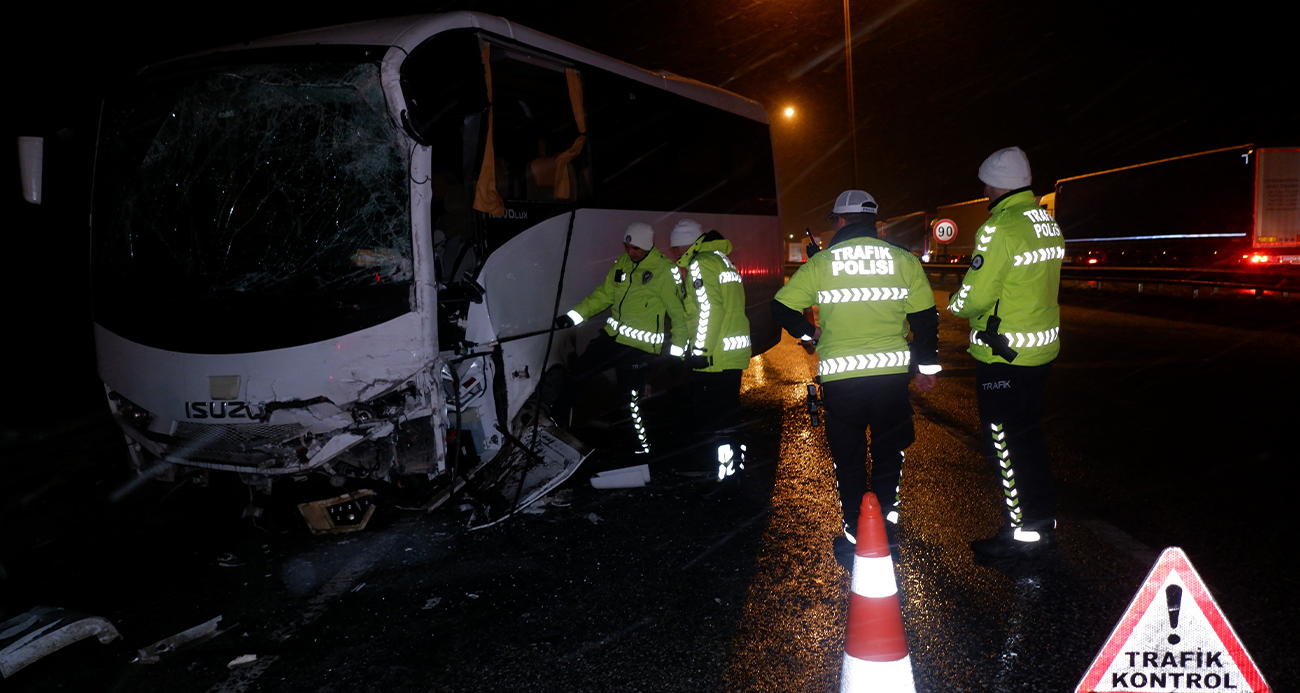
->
<box><xmin>841</xmin><ymin>492</ymin><xmax>915</xmax><ymax>693</ymax></box>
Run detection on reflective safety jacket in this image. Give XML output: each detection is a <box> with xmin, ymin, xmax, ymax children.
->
<box><xmin>948</xmin><ymin>189</ymin><xmax>1063</xmax><ymax>366</ymax></box>
<box><xmin>677</xmin><ymin>232</ymin><xmax>751</xmax><ymax>372</ymax></box>
<box><xmin>568</xmin><ymin>246</ymin><xmax>688</xmax><ymax>355</ymax></box>
<box><xmin>775</xmin><ymin>226</ymin><xmax>937</xmax><ymax>383</ymax></box>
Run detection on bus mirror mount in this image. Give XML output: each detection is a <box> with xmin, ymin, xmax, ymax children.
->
<box><xmin>464</xmin><ymin>279</ymin><xmax>486</xmax><ymax>304</ymax></box>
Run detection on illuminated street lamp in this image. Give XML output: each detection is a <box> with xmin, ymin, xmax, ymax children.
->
<box><xmin>784</xmin><ymin>106</ymin><xmax>795</xmax><ymax>118</ymax></box>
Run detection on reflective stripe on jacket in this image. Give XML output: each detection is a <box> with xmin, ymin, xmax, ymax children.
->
<box><xmin>948</xmin><ymin>189</ymin><xmax>1063</xmax><ymax>366</ymax></box>
<box><xmin>677</xmin><ymin>233</ymin><xmax>751</xmax><ymax>372</ymax></box>
<box><xmin>775</xmin><ymin>228</ymin><xmax>936</xmax><ymax>383</ymax></box>
<box><xmin>570</xmin><ymin>246</ymin><xmax>687</xmax><ymax>355</ymax></box>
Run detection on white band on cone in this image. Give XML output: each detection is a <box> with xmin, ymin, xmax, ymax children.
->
<box><xmin>850</xmin><ymin>555</ymin><xmax>898</xmax><ymax>599</ymax></box>
<box><xmin>841</xmin><ymin>654</ymin><xmax>916</xmax><ymax>693</ymax></box>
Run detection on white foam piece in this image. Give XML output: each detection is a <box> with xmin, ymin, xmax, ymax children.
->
<box><xmin>590</xmin><ymin>467</ymin><xmax>647</xmax><ymax>489</ymax></box>
<box><xmin>595</xmin><ymin>464</ymin><xmax>650</xmax><ymax>483</ymax></box>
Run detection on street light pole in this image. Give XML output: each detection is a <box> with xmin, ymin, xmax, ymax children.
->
<box><xmin>843</xmin><ymin>0</ymin><xmax>858</xmax><ymax>188</ymax></box>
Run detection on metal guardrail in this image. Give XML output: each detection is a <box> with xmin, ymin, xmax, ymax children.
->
<box><xmin>917</xmin><ymin>264</ymin><xmax>1300</xmax><ymax>296</ymax></box>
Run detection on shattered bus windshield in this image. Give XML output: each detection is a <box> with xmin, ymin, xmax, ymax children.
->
<box><xmin>92</xmin><ymin>56</ymin><xmax>412</xmax><ymax>354</ymax></box>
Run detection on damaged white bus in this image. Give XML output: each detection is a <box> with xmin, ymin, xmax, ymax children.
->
<box><xmin>90</xmin><ymin>13</ymin><xmax>782</xmax><ymax>518</ymax></box>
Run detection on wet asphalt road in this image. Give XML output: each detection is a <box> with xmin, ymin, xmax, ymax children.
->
<box><xmin>2</xmin><ymin>284</ymin><xmax>1297</xmax><ymax>692</ymax></box>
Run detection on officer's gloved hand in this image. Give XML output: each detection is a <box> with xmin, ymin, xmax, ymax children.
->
<box><xmin>684</xmin><ymin>354</ymin><xmax>710</xmax><ymax>370</ymax></box>
<box><xmin>553</xmin><ymin>314</ymin><xmax>575</xmax><ymax>329</ymax></box>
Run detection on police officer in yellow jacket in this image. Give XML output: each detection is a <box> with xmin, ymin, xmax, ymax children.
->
<box><xmin>949</xmin><ymin>146</ymin><xmax>1064</xmax><ymax>559</ymax></box>
<box><xmin>670</xmin><ymin>219</ymin><xmax>751</xmax><ymax>480</ymax></box>
<box><xmin>553</xmin><ymin>222</ymin><xmax>687</xmax><ymax>454</ymax></box>
<box><xmin>772</xmin><ymin>190</ymin><xmax>939</xmax><ymax>568</ymax></box>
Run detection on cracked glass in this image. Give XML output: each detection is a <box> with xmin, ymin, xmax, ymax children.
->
<box><xmin>93</xmin><ymin>56</ymin><xmax>412</xmax><ymax>353</ymax></box>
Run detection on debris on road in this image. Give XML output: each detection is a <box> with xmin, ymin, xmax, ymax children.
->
<box><xmin>217</xmin><ymin>553</ymin><xmax>243</xmax><ymax>568</ymax></box>
<box><xmin>586</xmin><ymin>513</ymin><xmax>602</xmax><ymax>524</ymax></box>
<box><xmin>422</xmin><ymin>598</ymin><xmax>442</xmax><ymax>610</ymax></box>
<box><xmin>545</xmin><ymin>489</ymin><xmax>573</xmax><ymax>507</ymax></box>
<box><xmin>297</xmin><ymin>489</ymin><xmax>376</xmax><ymax>534</ymax></box>
<box><xmin>227</xmin><ymin>654</ymin><xmax>259</xmax><ymax>669</ymax></box>
<box><xmin>590</xmin><ymin>464</ymin><xmax>651</xmax><ymax>489</ymax></box>
<box><xmin>0</xmin><ymin>606</ymin><xmax>122</xmax><ymax>678</ymax></box>
<box><xmin>521</xmin><ymin>488</ymin><xmax>578</xmax><ymax>514</ymax></box>
<box><xmin>134</xmin><ymin>615</ymin><xmax>223</xmax><ymax>664</ymax></box>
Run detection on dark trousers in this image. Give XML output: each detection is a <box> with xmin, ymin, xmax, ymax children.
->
<box><xmin>821</xmin><ymin>373</ymin><xmax>915</xmax><ymax>535</ymax></box>
<box><xmin>688</xmin><ymin>369</ymin><xmax>744</xmax><ymax>459</ymax></box>
<box><xmin>553</xmin><ymin>332</ymin><xmax>651</xmax><ymax>428</ymax></box>
<box><xmin>975</xmin><ymin>361</ymin><xmax>1056</xmax><ymax>527</ymax></box>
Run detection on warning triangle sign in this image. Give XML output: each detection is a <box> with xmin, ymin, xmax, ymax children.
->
<box><xmin>1076</xmin><ymin>547</ymin><xmax>1269</xmax><ymax>693</ymax></box>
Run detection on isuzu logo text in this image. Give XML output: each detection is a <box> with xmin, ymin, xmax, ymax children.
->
<box><xmin>185</xmin><ymin>401</ymin><xmax>262</xmax><ymax>419</ymax></box>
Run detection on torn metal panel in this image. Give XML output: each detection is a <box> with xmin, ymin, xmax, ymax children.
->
<box><xmin>0</xmin><ymin>606</ymin><xmax>121</xmax><ymax>678</ymax></box>
<box><xmin>469</xmin><ymin>411</ymin><xmax>590</xmax><ymax>530</ymax></box>
<box><xmin>134</xmin><ymin>616</ymin><xmax>222</xmax><ymax>664</ymax></box>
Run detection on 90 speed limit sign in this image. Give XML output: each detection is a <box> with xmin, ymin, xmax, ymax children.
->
<box><xmin>932</xmin><ymin>218</ymin><xmax>957</xmax><ymax>244</ymax></box>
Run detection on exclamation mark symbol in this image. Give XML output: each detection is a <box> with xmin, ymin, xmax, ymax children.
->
<box><xmin>1166</xmin><ymin>584</ymin><xmax>1183</xmax><ymax>645</ymax></box>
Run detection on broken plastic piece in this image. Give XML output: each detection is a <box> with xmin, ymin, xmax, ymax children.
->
<box><xmin>227</xmin><ymin>654</ymin><xmax>259</xmax><ymax>668</ymax></box>
<box><xmin>135</xmin><ymin>616</ymin><xmax>222</xmax><ymax>664</ymax></box>
<box><xmin>0</xmin><ymin>606</ymin><xmax>121</xmax><ymax>678</ymax></box>
<box><xmin>297</xmin><ymin>489</ymin><xmax>376</xmax><ymax>534</ymax></box>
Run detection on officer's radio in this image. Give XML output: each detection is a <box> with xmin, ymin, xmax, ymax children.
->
<box><xmin>807</xmin><ymin>382</ymin><xmax>823</xmax><ymax>426</ymax></box>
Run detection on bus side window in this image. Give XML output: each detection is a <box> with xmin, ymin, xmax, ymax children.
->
<box><xmin>487</xmin><ymin>50</ymin><xmax>590</xmax><ymax>203</ymax></box>
<box><xmin>582</xmin><ymin>70</ymin><xmax>777</xmax><ymax>216</ymax></box>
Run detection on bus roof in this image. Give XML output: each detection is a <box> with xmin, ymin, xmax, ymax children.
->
<box><xmin>168</xmin><ymin>12</ymin><xmax>769</xmax><ymax>124</ymax></box>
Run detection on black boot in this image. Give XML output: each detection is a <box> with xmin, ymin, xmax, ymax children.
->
<box><xmin>971</xmin><ymin>519</ymin><xmax>1057</xmax><ymax>559</ymax></box>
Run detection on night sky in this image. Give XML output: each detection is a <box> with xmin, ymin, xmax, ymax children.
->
<box><xmin>11</xmin><ymin>1</ymin><xmax>1297</xmax><ymax>225</ymax></box>
<box><xmin>4</xmin><ymin>1</ymin><xmax>1295</xmax><ymax>426</ymax></box>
